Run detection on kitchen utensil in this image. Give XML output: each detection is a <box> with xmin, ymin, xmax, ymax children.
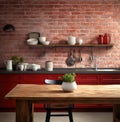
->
<box><xmin>89</xmin><ymin>48</ymin><xmax>94</xmax><ymax>61</ymax></box>
<box><xmin>79</xmin><ymin>49</ymin><xmax>82</xmax><ymax>62</ymax></box>
<box><xmin>73</xmin><ymin>49</ymin><xmax>79</xmax><ymax>62</ymax></box>
<box><xmin>66</xmin><ymin>50</ymin><xmax>75</xmax><ymax>66</ymax></box>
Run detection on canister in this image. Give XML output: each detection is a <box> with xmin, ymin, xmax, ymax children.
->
<box><xmin>6</xmin><ymin>60</ymin><xmax>13</xmax><ymax>71</ymax></box>
<box><xmin>45</xmin><ymin>61</ymin><xmax>53</xmax><ymax>71</ymax></box>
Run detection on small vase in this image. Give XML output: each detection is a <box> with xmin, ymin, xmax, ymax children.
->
<box><xmin>62</xmin><ymin>81</ymin><xmax>77</xmax><ymax>92</ymax></box>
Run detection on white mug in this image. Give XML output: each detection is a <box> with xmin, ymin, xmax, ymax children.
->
<box><xmin>32</xmin><ymin>64</ymin><xmax>38</xmax><ymax>71</ymax></box>
<box><xmin>23</xmin><ymin>63</ymin><xmax>28</xmax><ymax>71</ymax></box>
<box><xmin>18</xmin><ymin>64</ymin><xmax>24</xmax><ymax>71</ymax></box>
<box><xmin>39</xmin><ymin>37</ymin><xmax>46</xmax><ymax>43</ymax></box>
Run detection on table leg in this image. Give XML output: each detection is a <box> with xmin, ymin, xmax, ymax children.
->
<box><xmin>16</xmin><ymin>100</ymin><xmax>33</xmax><ymax>122</ymax></box>
<box><xmin>113</xmin><ymin>104</ymin><xmax>120</xmax><ymax>122</ymax></box>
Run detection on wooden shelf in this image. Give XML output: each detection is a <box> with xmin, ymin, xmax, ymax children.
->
<box><xmin>29</xmin><ymin>43</ymin><xmax>113</xmax><ymax>48</ymax></box>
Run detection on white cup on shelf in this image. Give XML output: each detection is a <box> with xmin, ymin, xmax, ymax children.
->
<box><xmin>68</xmin><ymin>36</ymin><xmax>76</xmax><ymax>45</ymax></box>
<box><xmin>77</xmin><ymin>38</ymin><xmax>83</xmax><ymax>45</ymax></box>
<box><xmin>18</xmin><ymin>64</ymin><xmax>24</xmax><ymax>71</ymax></box>
<box><xmin>39</xmin><ymin>37</ymin><xmax>46</xmax><ymax>43</ymax></box>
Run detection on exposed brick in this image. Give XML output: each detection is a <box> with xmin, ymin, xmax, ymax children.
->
<box><xmin>0</xmin><ymin>0</ymin><xmax>120</xmax><ymax>68</ymax></box>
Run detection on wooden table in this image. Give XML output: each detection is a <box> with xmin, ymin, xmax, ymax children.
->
<box><xmin>5</xmin><ymin>84</ymin><xmax>120</xmax><ymax>122</ymax></box>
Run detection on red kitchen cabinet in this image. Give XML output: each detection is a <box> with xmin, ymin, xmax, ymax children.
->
<box><xmin>20</xmin><ymin>74</ymin><xmax>47</xmax><ymax>84</ymax></box>
<box><xmin>0</xmin><ymin>74</ymin><xmax>20</xmax><ymax>109</ymax></box>
<box><xmin>99</xmin><ymin>74</ymin><xmax>120</xmax><ymax>109</ymax></box>
<box><xmin>75</xmin><ymin>74</ymin><xmax>100</xmax><ymax>109</ymax></box>
<box><xmin>76</xmin><ymin>74</ymin><xmax>99</xmax><ymax>84</ymax></box>
<box><xmin>0</xmin><ymin>73</ymin><xmax>120</xmax><ymax>111</ymax></box>
<box><xmin>46</xmin><ymin>74</ymin><xmax>63</xmax><ymax>80</ymax></box>
<box><xmin>20</xmin><ymin>74</ymin><xmax>47</xmax><ymax>109</ymax></box>
<box><xmin>100</xmin><ymin>74</ymin><xmax>120</xmax><ymax>84</ymax></box>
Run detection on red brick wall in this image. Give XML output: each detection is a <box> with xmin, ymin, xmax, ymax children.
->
<box><xmin>0</xmin><ymin>0</ymin><xmax>120</xmax><ymax>68</ymax></box>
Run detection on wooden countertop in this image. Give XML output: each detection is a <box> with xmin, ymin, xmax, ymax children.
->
<box><xmin>5</xmin><ymin>84</ymin><xmax>120</xmax><ymax>104</ymax></box>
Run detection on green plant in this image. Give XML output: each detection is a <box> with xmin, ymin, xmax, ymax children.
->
<box><xmin>60</xmin><ymin>73</ymin><xmax>76</xmax><ymax>82</ymax></box>
<box><xmin>11</xmin><ymin>55</ymin><xmax>24</xmax><ymax>64</ymax></box>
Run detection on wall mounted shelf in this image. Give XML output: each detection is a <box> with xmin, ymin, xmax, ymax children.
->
<box><xmin>29</xmin><ymin>43</ymin><xmax>113</xmax><ymax>48</ymax></box>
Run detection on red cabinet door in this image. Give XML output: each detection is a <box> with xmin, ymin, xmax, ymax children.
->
<box><xmin>99</xmin><ymin>74</ymin><xmax>120</xmax><ymax>109</ymax></box>
<box><xmin>20</xmin><ymin>74</ymin><xmax>47</xmax><ymax>84</ymax></box>
<box><xmin>76</xmin><ymin>74</ymin><xmax>99</xmax><ymax>85</ymax></box>
<box><xmin>46</xmin><ymin>74</ymin><xmax>63</xmax><ymax>80</ymax></box>
<box><xmin>75</xmin><ymin>74</ymin><xmax>100</xmax><ymax>109</ymax></box>
<box><xmin>20</xmin><ymin>74</ymin><xmax>47</xmax><ymax>109</ymax></box>
<box><xmin>100</xmin><ymin>74</ymin><xmax>120</xmax><ymax>84</ymax></box>
<box><xmin>0</xmin><ymin>74</ymin><xmax>20</xmax><ymax>109</ymax></box>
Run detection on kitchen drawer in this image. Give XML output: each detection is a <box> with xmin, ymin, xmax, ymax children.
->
<box><xmin>46</xmin><ymin>74</ymin><xmax>63</xmax><ymax>80</ymax></box>
<box><xmin>0</xmin><ymin>74</ymin><xmax>20</xmax><ymax>82</ymax></box>
<box><xmin>74</xmin><ymin>104</ymin><xmax>98</xmax><ymax>109</ymax></box>
<box><xmin>76</xmin><ymin>74</ymin><xmax>99</xmax><ymax>84</ymax></box>
<box><xmin>20</xmin><ymin>74</ymin><xmax>46</xmax><ymax>84</ymax></box>
<box><xmin>0</xmin><ymin>80</ymin><xmax>18</xmax><ymax>108</ymax></box>
<box><xmin>101</xmin><ymin>74</ymin><xmax>120</xmax><ymax>84</ymax></box>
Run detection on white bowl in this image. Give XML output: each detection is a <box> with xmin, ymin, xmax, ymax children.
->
<box><xmin>39</xmin><ymin>37</ymin><xmax>46</xmax><ymax>43</ymax></box>
<box><xmin>27</xmin><ymin>38</ymin><xmax>38</xmax><ymax>45</ymax></box>
<box><xmin>31</xmin><ymin>64</ymin><xmax>41</xmax><ymax>71</ymax></box>
<box><xmin>42</xmin><ymin>41</ymin><xmax>50</xmax><ymax>45</ymax></box>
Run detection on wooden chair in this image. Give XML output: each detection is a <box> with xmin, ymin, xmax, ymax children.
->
<box><xmin>44</xmin><ymin>79</ymin><xmax>74</xmax><ymax>122</ymax></box>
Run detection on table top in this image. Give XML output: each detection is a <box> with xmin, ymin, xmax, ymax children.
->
<box><xmin>5</xmin><ymin>84</ymin><xmax>120</xmax><ymax>104</ymax></box>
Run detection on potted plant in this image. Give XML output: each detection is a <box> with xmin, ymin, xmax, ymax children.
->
<box><xmin>11</xmin><ymin>55</ymin><xmax>24</xmax><ymax>70</ymax></box>
<box><xmin>60</xmin><ymin>73</ymin><xmax>77</xmax><ymax>92</ymax></box>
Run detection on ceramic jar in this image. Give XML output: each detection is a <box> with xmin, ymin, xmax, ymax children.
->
<box><xmin>68</xmin><ymin>36</ymin><xmax>76</xmax><ymax>45</ymax></box>
<box><xmin>6</xmin><ymin>60</ymin><xmax>13</xmax><ymax>71</ymax></box>
<box><xmin>45</xmin><ymin>61</ymin><xmax>53</xmax><ymax>71</ymax></box>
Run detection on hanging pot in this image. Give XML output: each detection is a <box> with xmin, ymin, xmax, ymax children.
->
<box><xmin>66</xmin><ymin>50</ymin><xmax>75</xmax><ymax>66</ymax></box>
